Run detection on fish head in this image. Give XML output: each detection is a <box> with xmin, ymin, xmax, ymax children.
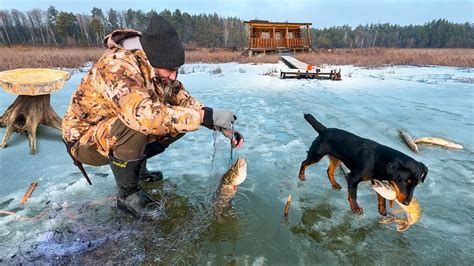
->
<box><xmin>387</xmin><ymin>159</ymin><xmax>426</xmax><ymax>206</ymax></box>
<box><xmin>222</xmin><ymin>158</ymin><xmax>247</xmax><ymax>186</ymax></box>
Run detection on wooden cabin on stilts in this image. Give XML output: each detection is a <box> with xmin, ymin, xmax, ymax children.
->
<box><xmin>242</xmin><ymin>20</ymin><xmax>316</xmax><ymax>56</ymax></box>
<box><xmin>243</xmin><ymin>19</ymin><xmax>341</xmax><ymax>80</ymax></box>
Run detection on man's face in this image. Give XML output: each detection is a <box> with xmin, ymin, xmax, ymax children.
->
<box><xmin>155</xmin><ymin>68</ymin><xmax>178</xmax><ymax>81</ymax></box>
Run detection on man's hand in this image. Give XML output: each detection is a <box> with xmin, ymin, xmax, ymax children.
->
<box><xmin>220</xmin><ymin>128</ymin><xmax>244</xmax><ymax>148</ymax></box>
<box><xmin>201</xmin><ymin>107</ymin><xmax>236</xmax><ymax>130</ymax></box>
<box><xmin>200</xmin><ymin>107</ymin><xmax>243</xmax><ymax>148</ymax></box>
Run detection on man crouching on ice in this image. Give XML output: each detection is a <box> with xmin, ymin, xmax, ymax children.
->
<box><xmin>62</xmin><ymin>14</ymin><xmax>244</xmax><ymax>221</ymax></box>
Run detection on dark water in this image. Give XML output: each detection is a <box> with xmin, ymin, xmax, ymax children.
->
<box><xmin>0</xmin><ymin>64</ymin><xmax>473</xmax><ymax>264</ymax></box>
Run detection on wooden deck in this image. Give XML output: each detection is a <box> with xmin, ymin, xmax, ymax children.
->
<box><xmin>280</xmin><ymin>56</ymin><xmax>341</xmax><ymax>80</ymax></box>
<box><xmin>281</xmin><ymin>56</ymin><xmax>308</xmax><ymax>69</ymax></box>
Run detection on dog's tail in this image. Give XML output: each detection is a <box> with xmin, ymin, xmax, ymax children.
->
<box><xmin>304</xmin><ymin>113</ymin><xmax>326</xmax><ymax>133</ymax></box>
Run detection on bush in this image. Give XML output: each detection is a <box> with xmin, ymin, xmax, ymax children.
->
<box><xmin>210</xmin><ymin>67</ymin><xmax>222</xmax><ymax>75</ymax></box>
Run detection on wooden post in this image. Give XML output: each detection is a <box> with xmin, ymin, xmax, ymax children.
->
<box><xmin>248</xmin><ymin>25</ymin><xmax>252</xmax><ymax>49</ymax></box>
<box><xmin>307</xmin><ymin>25</ymin><xmax>311</xmax><ymax>47</ymax></box>
<box><xmin>286</xmin><ymin>24</ymin><xmax>289</xmax><ymax>48</ymax></box>
<box><xmin>273</xmin><ymin>25</ymin><xmax>276</xmax><ymax>48</ymax></box>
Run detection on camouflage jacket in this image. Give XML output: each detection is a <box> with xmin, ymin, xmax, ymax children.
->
<box><xmin>62</xmin><ymin>29</ymin><xmax>203</xmax><ymax>156</ymax></box>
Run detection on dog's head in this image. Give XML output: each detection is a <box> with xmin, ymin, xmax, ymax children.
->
<box><xmin>387</xmin><ymin>159</ymin><xmax>428</xmax><ymax>205</ymax></box>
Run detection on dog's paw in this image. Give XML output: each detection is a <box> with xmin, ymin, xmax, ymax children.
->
<box><xmin>351</xmin><ymin>206</ymin><xmax>364</xmax><ymax>215</ymax></box>
<box><xmin>298</xmin><ymin>175</ymin><xmax>306</xmax><ymax>181</ymax></box>
<box><xmin>332</xmin><ymin>183</ymin><xmax>342</xmax><ymax>190</ymax></box>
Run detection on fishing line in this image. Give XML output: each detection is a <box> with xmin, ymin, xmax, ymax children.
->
<box><xmin>151</xmin><ymin>125</ymin><xmax>238</xmax><ymax>263</ymax></box>
<box><xmin>210</xmin><ymin>130</ymin><xmax>218</xmax><ymax>176</ymax></box>
<box><xmin>229</xmin><ymin>122</ymin><xmax>235</xmax><ymax>166</ymax></box>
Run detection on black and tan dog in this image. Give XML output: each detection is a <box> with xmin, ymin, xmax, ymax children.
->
<box><xmin>299</xmin><ymin>113</ymin><xmax>428</xmax><ymax>215</ymax></box>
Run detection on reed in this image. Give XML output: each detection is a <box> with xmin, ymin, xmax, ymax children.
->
<box><xmin>1</xmin><ymin>46</ymin><xmax>472</xmax><ymax>71</ymax></box>
<box><xmin>294</xmin><ymin>48</ymin><xmax>474</xmax><ymax>68</ymax></box>
<box><xmin>1</xmin><ymin>46</ymin><xmax>103</xmax><ymax>71</ymax></box>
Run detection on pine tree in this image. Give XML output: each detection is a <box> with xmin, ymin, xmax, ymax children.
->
<box><xmin>0</xmin><ymin>7</ymin><xmax>472</xmax><ymax>48</ymax></box>
<box><xmin>107</xmin><ymin>8</ymin><xmax>119</xmax><ymax>32</ymax></box>
<box><xmin>56</xmin><ymin>11</ymin><xmax>79</xmax><ymax>45</ymax></box>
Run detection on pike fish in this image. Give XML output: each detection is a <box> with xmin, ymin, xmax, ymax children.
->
<box><xmin>373</xmin><ymin>180</ymin><xmax>422</xmax><ymax>232</ymax></box>
<box><xmin>379</xmin><ymin>197</ymin><xmax>422</xmax><ymax>232</ymax></box>
<box><xmin>213</xmin><ymin>158</ymin><xmax>247</xmax><ymax>216</ymax></box>
<box><xmin>414</xmin><ymin>137</ymin><xmax>463</xmax><ymax>150</ymax></box>
<box><xmin>398</xmin><ymin>130</ymin><xmax>419</xmax><ymax>153</ymax></box>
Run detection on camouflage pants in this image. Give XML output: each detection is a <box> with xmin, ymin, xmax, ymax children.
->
<box><xmin>71</xmin><ymin>119</ymin><xmax>184</xmax><ymax>166</ymax></box>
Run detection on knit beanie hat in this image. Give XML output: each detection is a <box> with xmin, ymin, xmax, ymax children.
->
<box><xmin>141</xmin><ymin>14</ymin><xmax>185</xmax><ymax>69</ymax></box>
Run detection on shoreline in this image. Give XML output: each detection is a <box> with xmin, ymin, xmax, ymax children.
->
<box><xmin>2</xmin><ymin>47</ymin><xmax>473</xmax><ymax>71</ymax></box>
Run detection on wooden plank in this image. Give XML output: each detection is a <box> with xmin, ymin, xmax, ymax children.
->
<box><xmin>281</xmin><ymin>56</ymin><xmax>309</xmax><ymax>69</ymax></box>
<box><xmin>280</xmin><ymin>69</ymin><xmax>342</xmax><ymax>80</ymax></box>
<box><xmin>20</xmin><ymin>182</ymin><xmax>38</xmax><ymax>204</ymax></box>
<box><xmin>281</xmin><ymin>69</ymin><xmax>317</xmax><ymax>74</ymax></box>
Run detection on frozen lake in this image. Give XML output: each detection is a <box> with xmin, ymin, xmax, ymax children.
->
<box><xmin>0</xmin><ymin>62</ymin><xmax>473</xmax><ymax>264</ymax></box>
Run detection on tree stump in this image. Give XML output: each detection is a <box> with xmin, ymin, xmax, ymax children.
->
<box><xmin>0</xmin><ymin>68</ymin><xmax>70</xmax><ymax>154</ymax></box>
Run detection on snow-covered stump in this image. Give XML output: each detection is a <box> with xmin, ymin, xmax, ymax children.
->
<box><xmin>0</xmin><ymin>68</ymin><xmax>70</xmax><ymax>154</ymax></box>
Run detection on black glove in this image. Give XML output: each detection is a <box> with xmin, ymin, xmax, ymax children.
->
<box><xmin>201</xmin><ymin>107</ymin><xmax>237</xmax><ymax>130</ymax></box>
<box><xmin>220</xmin><ymin>128</ymin><xmax>244</xmax><ymax>148</ymax></box>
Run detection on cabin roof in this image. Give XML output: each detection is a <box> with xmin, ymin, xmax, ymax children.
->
<box><xmin>244</xmin><ymin>20</ymin><xmax>312</xmax><ymax>27</ymax></box>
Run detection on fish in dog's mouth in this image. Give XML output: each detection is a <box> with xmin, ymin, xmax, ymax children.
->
<box><xmin>389</xmin><ymin>181</ymin><xmax>410</xmax><ymax>205</ymax></box>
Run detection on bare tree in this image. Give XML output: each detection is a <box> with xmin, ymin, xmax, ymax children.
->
<box><xmin>0</xmin><ymin>11</ymin><xmax>12</xmax><ymax>45</ymax></box>
<box><xmin>76</xmin><ymin>14</ymin><xmax>91</xmax><ymax>44</ymax></box>
<box><xmin>223</xmin><ymin>18</ymin><xmax>229</xmax><ymax>47</ymax></box>
<box><xmin>372</xmin><ymin>22</ymin><xmax>380</xmax><ymax>48</ymax></box>
<box><xmin>11</xmin><ymin>9</ymin><xmax>26</xmax><ymax>43</ymax></box>
<box><xmin>29</xmin><ymin>9</ymin><xmax>47</xmax><ymax>45</ymax></box>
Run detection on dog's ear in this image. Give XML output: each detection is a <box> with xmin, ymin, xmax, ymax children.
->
<box><xmin>419</xmin><ymin>163</ymin><xmax>428</xmax><ymax>183</ymax></box>
<box><xmin>386</xmin><ymin>159</ymin><xmax>401</xmax><ymax>175</ymax></box>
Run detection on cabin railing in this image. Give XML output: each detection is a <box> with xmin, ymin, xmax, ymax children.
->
<box><xmin>288</xmin><ymin>38</ymin><xmax>306</xmax><ymax>47</ymax></box>
<box><xmin>274</xmin><ymin>39</ymin><xmax>286</xmax><ymax>47</ymax></box>
<box><xmin>250</xmin><ymin>38</ymin><xmax>307</xmax><ymax>48</ymax></box>
<box><xmin>250</xmin><ymin>38</ymin><xmax>274</xmax><ymax>48</ymax></box>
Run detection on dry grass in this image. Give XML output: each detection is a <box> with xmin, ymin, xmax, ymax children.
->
<box><xmin>185</xmin><ymin>50</ymin><xmax>240</xmax><ymax>63</ymax></box>
<box><xmin>0</xmin><ymin>46</ymin><xmax>103</xmax><ymax>71</ymax></box>
<box><xmin>294</xmin><ymin>48</ymin><xmax>474</xmax><ymax>68</ymax></box>
<box><xmin>165</xmin><ymin>47</ymin><xmax>474</xmax><ymax>67</ymax></box>
<box><xmin>1</xmin><ymin>46</ymin><xmax>472</xmax><ymax>71</ymax></box>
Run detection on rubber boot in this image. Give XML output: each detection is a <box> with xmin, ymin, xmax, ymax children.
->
<box><xmin>139</xmin><ymin>141</ymin><xmax>169</xmax><ymax>183</ymax></box>
<box><xmin>109</xmin><ymin>154</ymin><xmax>162</xmax><ymax>221</ymax></box>
<box><xmin>139</xmin><ymin>159</ymin><xmax>163</xmax><ymax>183</ymax></box>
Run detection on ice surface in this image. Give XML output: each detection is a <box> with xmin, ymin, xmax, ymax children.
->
<box><xmin>0</xmin><ymin>62</ymin><xmax>473</xmax><ymax>264</ymax></box>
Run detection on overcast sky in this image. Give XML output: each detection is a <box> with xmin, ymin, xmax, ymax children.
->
<box><xmin>1</xmin><ymin>0</ymin><xmax>472</xmax><ymax>28</ymax></box>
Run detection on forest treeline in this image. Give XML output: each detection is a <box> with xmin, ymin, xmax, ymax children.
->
<box><xmin>0</xmin><ymin>7</ymin><xmax>472</xmax><ymax>49</ymax></box>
